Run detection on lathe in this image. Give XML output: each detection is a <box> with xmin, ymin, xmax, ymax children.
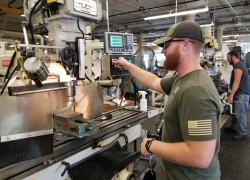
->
<box><xmin>0</xmin><ymin>1</ymin><xmax>157</xmax><ymax>179</ymax></box>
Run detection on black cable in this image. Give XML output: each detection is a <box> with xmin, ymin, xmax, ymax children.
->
<box><xmin>85</xmin><ymin>74</ymin><xmax>92</xmax><ymax>82</ymax></box>
<box><xmin>10</xmin><ymin>72</ymin><xmax>18</xmax><ymax>81</ymax></box>
<box><xmin>1</xmin><ymin>65</ymin><xmax>19</xmax><ymax>95</ymax></box>
<box><xmin>77</xmin><ymin>16</ymin><xmax>85</xmax><ymax>38</ymax></box>
<box><xmin>4</xmin><ymin>51</ymin><xmax>16</xmax><ymax>83</ymax></box>
<box><xmin>29</xmin><ymin>0</ymin><xmax>43</xmax><ymax>45</ymax></box>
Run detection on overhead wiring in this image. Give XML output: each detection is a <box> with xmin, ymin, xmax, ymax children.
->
<box><xmin>28</xmin><ymin>0</ymin><xmax>43</xmax><ymax>45</ymax></box>
<box><xmin>77</xmin><ymin>16</ymin><xmax>85</xmax><ymax>38</ymax></box>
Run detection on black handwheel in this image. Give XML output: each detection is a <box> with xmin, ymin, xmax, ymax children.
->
<box><xmin>61</xmin><ymin>47</ymin><xmax>77</xmax><ymax>67</ymax></box>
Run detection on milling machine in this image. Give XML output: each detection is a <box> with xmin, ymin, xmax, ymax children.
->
<box><xmin>0</xmin><ymin>1</ymin><xmax>152</xmax><ymax>180</ymax></box>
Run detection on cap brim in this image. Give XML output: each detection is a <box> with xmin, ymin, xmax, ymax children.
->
<box><xmin>153</xmin><ymin>36</ymin><xmax>174</xmax><ymax>47</ymax></box>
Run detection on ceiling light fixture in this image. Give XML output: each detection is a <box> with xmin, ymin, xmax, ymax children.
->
<box><xmin>223</xmin><ymin>40</ymin><xmax>238</xmax><ymax>42</ymax></box>
<box><xmin>144</xmin><ymin>6</ymin><xmax>209</xmax><ymax>20</ymax></box>
<box><xmin>200</xmin><ymin>22</ymin><xmax>214</xmax><ymax>27</ymax></box>
<box><xmin>20</xmin><ymin>14</ymin><xmax>25</xmax><ymax>17</ymax></box>
<box><xmin>223</xmin><ymin>34</ymin><xmax>250</xmax><ymax>38</ymax></box>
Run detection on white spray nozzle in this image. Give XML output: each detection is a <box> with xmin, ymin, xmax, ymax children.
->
<box><xmin>138</xmin><ymin>91</ymin><xmax>147</xmax><ymax>98</ymax></box>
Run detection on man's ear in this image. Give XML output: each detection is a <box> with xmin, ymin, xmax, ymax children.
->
<box><xmin>182</xmin><ymin>40</ymin><xmax>190</xmax><ymax>51</ymax></box>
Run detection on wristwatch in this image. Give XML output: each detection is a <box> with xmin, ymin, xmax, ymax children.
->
<box><xmin>145</xmin><ymin>139</ymin><xmax>154</xmax><ymax>154</ymax></box>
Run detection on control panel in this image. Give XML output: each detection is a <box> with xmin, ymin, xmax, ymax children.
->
<box><xmin>104</xmin><ymin>32</ymin><xmax>133</xmax><ymax>54</ymax></box>
<box><xmin>102</xmin><ymin>55</ymin><xmax>133</xmax><ymax>76</ymax></box>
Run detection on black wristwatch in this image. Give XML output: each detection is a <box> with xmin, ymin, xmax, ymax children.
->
<box><xmin>145</xmin><ymin>139</ymin><xmax>154</xmax><ymax>154</ymax></box>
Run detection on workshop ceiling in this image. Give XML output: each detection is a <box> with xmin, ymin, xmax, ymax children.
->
<box><xmin>0</xmin><ymin>0</ymin><xmax>249</xmax><ymax>41</ymax></box>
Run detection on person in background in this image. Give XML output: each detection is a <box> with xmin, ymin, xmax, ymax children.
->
<box><xmin>224</xmin><ymin>51</ymin><xmax>250</xmax><ymax>140</ymax></box>
<box><xmin>113</xmin><ymin>21</ymin><xmax>221</xmax><ymax>180</ymax></box>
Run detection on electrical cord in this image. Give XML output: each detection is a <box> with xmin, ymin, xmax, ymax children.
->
<box><xmin>4</xmin><ymin>36</ymin><xmax>24</xmax><ymax>83</ymax></box>
<box><xmin>29</xmin><ymin>0</ymin><xmax>43</xmax><ymax>45</ymax></box>
<box><xmin>76</xmin><ymin>80</ymin><xmax>88</xmax><ymax>105</ymax></box>
<box><xmin>4</xmin><ymin>51</ymin><xmax>16</xmax><ymax>83</ymax></box>
<box><xmin>77</xmin><ymin>16</ymin><xmax>85</xmax><ymax>38</ymax></box>
<box><xmin>1</xmin><ymin>65</ymin><xmax>20</xmax><ymax>95</ymax></box>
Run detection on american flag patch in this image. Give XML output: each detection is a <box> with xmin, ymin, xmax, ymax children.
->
<box><xmin>188</xmin><ymin>120</ymin><xmax>212</xmax><ymax>136</ymax></box>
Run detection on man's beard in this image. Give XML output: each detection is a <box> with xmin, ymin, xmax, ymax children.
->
<box><xmin>163</xmin><ymin>47</ymin><xmax>180</xmax><ymax>71</ymax></box>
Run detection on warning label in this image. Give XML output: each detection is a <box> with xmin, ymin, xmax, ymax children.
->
<box><xmin>2</xmin><ymin>60</ymin><xmax>14</xmax><ymax>67</ymax></box>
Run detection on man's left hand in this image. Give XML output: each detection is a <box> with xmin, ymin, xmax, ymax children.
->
<box><xmin>141</xmin><ymin>138</ymin><xmax>153</xmax><ymax>157</ymax></box>
<box><xmin>227</xmin><ymin>94</ymin><xmax>233</xmax><ymax>104</ymax></box>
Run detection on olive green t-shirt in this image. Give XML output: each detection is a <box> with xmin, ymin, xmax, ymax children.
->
<box><xmin>160</xmin><ymin>69</ymin><xmax>221</xmax><ymax>180</ymax></box>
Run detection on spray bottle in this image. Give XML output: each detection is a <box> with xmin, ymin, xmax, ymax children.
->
<box><xmin>138</xmin><ymin>91</ymin><xmax>148</xmax><ymax>111</ymax></box>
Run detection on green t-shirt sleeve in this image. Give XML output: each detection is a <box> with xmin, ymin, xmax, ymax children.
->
<box><xmin>160</xmin><ymin>76</ymin><xmax>175</xmax><ymax>95</ymax></box>
<box><xmin>177</xmin><ymin>86</ymin><xmax>219</xmax><ymax>141</ymax></box>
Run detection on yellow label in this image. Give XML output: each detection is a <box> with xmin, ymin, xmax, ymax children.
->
<box><xmin>31</xmin><ymin>179</ymin><xmax>35</xmax><ymax>180</ymax></box>
<box><xmin>210</xmin><ymin>42</ymin><xmax>215</xmax><ymax>46</ymax></box>
<box><xmin>97</xmin><ymin>141</ymin><xmax>103</xmax><ymax>146</ymax></box>
<box><xmin>47</xmin><ymin>0</ymin><xmax>56</xmax><ymax>3</ymax></box>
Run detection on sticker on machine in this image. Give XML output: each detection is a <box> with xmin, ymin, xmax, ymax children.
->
<box><xmin>74</xmin><ymin>0</ymin><xmax>97</xmax><ymax>16</ymax></box>
<box><xmin>2</xmin><ymin>60</ymin><xmax>14</xmax><ymax>67</ymax></box>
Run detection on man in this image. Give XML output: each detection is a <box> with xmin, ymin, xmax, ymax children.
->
<box><xmin>224</xmin><ymin>51</ymin><xmax>250</xmax><ymax>140</ymax></box>
<box><xmin>113</xmin><ymin>21</ymin><xmax>221</xmax><ymax>180</ymax></box>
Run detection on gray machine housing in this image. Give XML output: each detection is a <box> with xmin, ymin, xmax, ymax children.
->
<box><xmin>46</xmin><ymin>0</ymin><xmax>102</xmax><ymax>22</ymax></box>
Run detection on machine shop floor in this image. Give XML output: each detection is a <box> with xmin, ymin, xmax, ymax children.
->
<box><xmin>219</xmin><ymin>107</ymin><xmax>250</xmax><ymax>180</ymax></box>
<box><xmin>125</xmin><ymin>94</ymin><xmax>250</xmax><ymax>180</ymax></box>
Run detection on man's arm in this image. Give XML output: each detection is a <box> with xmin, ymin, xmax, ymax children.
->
<box><xmin>113</xmin><ymin>57</ymin><xmax>166</xmax><ymax>94</ymax></box>
<box><xmin>141</xmin><ymin>138</ymin><xmax>216</xmax><ymax>168</ymax></box>
<box><xmin>227</xmin><ymin>68</ymin><xmax>243</xmax><ymax>103</ymax></box>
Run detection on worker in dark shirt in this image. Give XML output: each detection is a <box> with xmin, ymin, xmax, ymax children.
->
<box><xmin>224</xmin><ymin>51</ymin><xmax>250</xmax><ymax>139</ymax></box>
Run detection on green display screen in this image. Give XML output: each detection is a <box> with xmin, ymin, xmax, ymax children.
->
<box><xmin>110</xmin><ymin>35</ymin><xmax>123</xmax><ymax>47</ymax></box>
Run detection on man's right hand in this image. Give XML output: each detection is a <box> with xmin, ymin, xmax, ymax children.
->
<box><xmin>113</xmin><ymin>57</ymin><xmax>130</xmax><ymax>69</ymax></box>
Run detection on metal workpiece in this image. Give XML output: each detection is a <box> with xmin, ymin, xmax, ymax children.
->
<box><xmin>54</xmin><ymin>110</ymin><xmax>84</xmax><ymax>123</ymax></box>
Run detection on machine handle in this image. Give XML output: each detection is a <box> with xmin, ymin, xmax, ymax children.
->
<box><xmin>61</xmin><ymin>161</ymin><xmax>70</xmax><ymax>177</ymax></box>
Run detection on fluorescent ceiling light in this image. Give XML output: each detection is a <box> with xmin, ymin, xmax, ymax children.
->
<box><xmin>223</xmin><ymin>40</ymin><xmax>238</xmax><ymax>42</ymax></box>
<box><xmin>200</xmin><ymin>22</ymin><xmax>214</xmax><ymax>27</ymax></box>
<box><xmin>144</xmin><ymin>6</ymin><xmax>209</xmax><ymax>20</ymax></box>
<box><xmin>20</xmin><ymin>14</ymin><xmax>25</xmax><ymax>17</ymax></box>
<box><xmin>223</xmin><ymin>34</ymin><xmax>250</xmax><ymax>38</ymax></box>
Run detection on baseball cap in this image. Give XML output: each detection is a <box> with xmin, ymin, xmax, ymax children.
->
<box><xmin>153</xmin><ymin>21</ymin><xmax>205</xmax><ymax>47</ymax></box>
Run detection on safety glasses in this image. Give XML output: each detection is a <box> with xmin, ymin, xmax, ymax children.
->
<box><xmin>163</xmin><ymin>40</ymin><xmax>196</xmax><ymax>49</ymax></box>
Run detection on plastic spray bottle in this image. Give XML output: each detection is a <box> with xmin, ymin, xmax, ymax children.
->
<box><xmin>138</xmin><ymin>91</ymin><xmax>148</xmax><ymax>111</ymax></box>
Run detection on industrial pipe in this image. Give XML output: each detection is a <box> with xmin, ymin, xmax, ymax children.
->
<box><xmin>224</xmin><ymin>0</ymin><xmax>238</xmax><ymax>15</ymax></box>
